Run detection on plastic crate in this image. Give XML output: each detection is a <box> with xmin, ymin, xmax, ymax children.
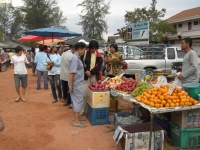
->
<box><xmin>86</xmin><ymin>103</ymin><xmax>109</xmax><ymax>125</ymax></box>
<box><xmin>153</xmin><ymin>117</ymin><xmax>170</xmax><ymax>137</ymax></box>
<box><xmin>170</xmin><ymin>122</ymin><xmax>200</xmax><ymax>148</ymax></box>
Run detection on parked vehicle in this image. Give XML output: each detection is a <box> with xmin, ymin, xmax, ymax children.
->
<box><xmin>122</xmin><ymin>47</ymin><xmax>185</xmax><ymax>79</ymax></box>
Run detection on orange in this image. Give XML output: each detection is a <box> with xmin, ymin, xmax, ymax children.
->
<box><xmin>165</xmin><ymin>103</ymin><xmax>169</xmax><ymax>107</ymax></box>
<box><xmin>159</xmin><ymin>104</ymin><xmax>163</xmax><ymax>108</ymax></box>
<box><xmin>180</xmin><ymin>102</ymin><xmax>185</xmax><ymax>106</ymax></box>
<box><xmin>161</xmin><ymin>100</ymin><xmax>166</xmax><ymax>105</ymax></box>
<box><xmin>193</xmin><ymin>100</ymin><xmax>198</xmax><ymax>105</ymax></box>
<box><xmin>170</xmin><ymin>103</ymin><xmax>175</xmax><ymax>107</ymax></box>
<box><xmin>175</xmin><ymin>103</ymin><xmax>180</xmax><ymax>107</ymax></box>
<box><xmin>167</xmin><ymin>100</ymin><xmax>172</xmax><ymax>103</ymax></box>
<box><xmin>150</xmin><ymin>102</ymin><xmax>155</xmax><ymax>107</ymax></box>
<box><xmin>155</xmin><ymin>103</ymin><xmax>160</xmax><ymax>108</ymax></box>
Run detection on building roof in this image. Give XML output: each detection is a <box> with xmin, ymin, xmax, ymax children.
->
<box><xmin>167</xmin><ymin>6</ymin><xmax>200</xmax><ymax>23</ymax></box>
<box><xmin>107</xmin><ymin>36</ymin><xmax>120</xmax><ymax>43</ymax></box>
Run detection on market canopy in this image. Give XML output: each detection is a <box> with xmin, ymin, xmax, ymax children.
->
<box><xmin>65</xmin><ymin>35</ymin><xmax>91</xmax><ymax>45</ymax></box>
<box><xmin>36</xmin><ymin>39</ymin><xmax>66</xmax><ymax>46</ymax></box>
<box><xmin>0</xmin><ymin>42</ymin><xmax>8</xmax><ymax>47</ymax></box>
<box><xmin>3</xmin><ymin>41</ymin><xmax>31</xmax><ymax>50</ymax></box>
<box><xmin>24</xmin><ymin>27</ymin><xmax>82</xmax><ymax>41</ymax></box>
<box><xmin>18</xmin><ymin>35</ymin><xmax>60</xmax><ymax>42</ymax></box>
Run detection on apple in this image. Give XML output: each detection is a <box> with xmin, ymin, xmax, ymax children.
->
<box><xmin>98</xmin><ymin>80</ymin><xmax>102</xmax><ymax>84</ymax></box>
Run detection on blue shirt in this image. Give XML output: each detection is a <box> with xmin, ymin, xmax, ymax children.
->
<box><xmin>69</xmin><ymin>53</ymin><xmax>84</xmax><ymax>86</ymax></box>
<box><xmin>34</xmin><ymin>52</ymin><xmax>47</xmax><ymax>71</ymax></box>
<box><xmin>45</xmin><ymin>53</ymin><xmax>61</xmax><ymax>74</ymax></box>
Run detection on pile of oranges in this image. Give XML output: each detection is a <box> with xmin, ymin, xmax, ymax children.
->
<box><xmin>135</xmin><ymin>85</ymin><xmax>198</xmax><ymax>108</ymax></box>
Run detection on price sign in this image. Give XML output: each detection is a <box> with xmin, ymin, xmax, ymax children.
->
<box><xmin>102</xmin><ymin>77</ymin><xmax>110</xmax><ymax>84</ymax></box>
<box><xmin>135</xmin><ymin>73</ymin><xmax>141</xmax><ymax>83</ymax></box>
<box><xmin>118</xmin><ymin>73</ymin><xmax>124</xmax><ymax>79</ymax></box>
<box><xmin>157</xmin><ymin>77</ymin><xmax>165</xmax><ymax>87</ymax></box>
<box><xmin>168</xmin><ymin>80</ymin><xmax>178</xmax><ymax>95</ymax></box>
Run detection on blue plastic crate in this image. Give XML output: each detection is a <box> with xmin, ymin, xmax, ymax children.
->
<box><xmin>86</xmin><ymin>103</ymin><xmax>109</xmax><ymax>125</ymax></box>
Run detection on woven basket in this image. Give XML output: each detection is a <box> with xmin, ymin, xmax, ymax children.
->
<box><xmin>118</xmin><ymin>97</ymin><xmax>134</xmax><ymax>109</ymax></box>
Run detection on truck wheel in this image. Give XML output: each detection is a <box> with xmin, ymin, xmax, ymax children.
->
<box><xmin>145</xmin><ymin>68</ymin><xmax>155</xmax><ymax>81</ymax></box>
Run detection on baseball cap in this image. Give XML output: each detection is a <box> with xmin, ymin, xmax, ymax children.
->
<box><xmin>78</xmin><ymin>39</ymin><xmax>89</xmax><ymax>45</ymax></box>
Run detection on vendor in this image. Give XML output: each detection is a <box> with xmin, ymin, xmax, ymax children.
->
<box><xmin>178</xmin><ymin>38</ymin><xmax>199</xmax><ymax>83</ymax></box>
<box><xmin>104</xmin><ymin>44</ymin><xmax>124</xmax><ymax>77</ymax></box>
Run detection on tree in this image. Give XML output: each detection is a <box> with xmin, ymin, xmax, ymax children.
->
<box><xmin>0</xmin><ymin>3</ymin><xmax>16</xmax><ymax>41</ymax></box>
<box><xmin>77</xmin><ymin>0</ymin><xmax>110</xmax><ymax>41</ymax></box>
<box><xmin>21</xmin><ymin>0</ymin><xmax>67</xmax><ymax>30</ymax></box>
<box><xmin>123</xmin><ymin>0</ymin><xmax>176</xmax><ymax>43</ymax></box>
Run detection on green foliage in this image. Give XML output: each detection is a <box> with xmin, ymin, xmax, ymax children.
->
<box><xmin>77</xmin><ymin>0</ymin><xmax>110</xmax><ymax>41</ymax></box>
<box><xmin>122</xmin><ymin>0</ymin><xmax>176</xmax><ymax>43</ymax></box>
<box><xmin>22</xmin><ymin>0</ymin><xmax>67</xmax><ymax>30</ymax></box>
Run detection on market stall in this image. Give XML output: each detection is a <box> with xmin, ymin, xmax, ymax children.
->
<box><xmin>86</xmin><ymin>72</ymin><xmax>200</xmax><ymax>149</ymax></box>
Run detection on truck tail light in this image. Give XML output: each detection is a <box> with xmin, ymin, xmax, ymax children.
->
<box><xmin>123</xmin><ymin>62</ymin><xmax>128</xmax><ymax>69</ymax></box>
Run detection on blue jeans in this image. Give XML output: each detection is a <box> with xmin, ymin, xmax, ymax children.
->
<box><xmin>37</xmin><ymin>71</ymin><xmax>48</xmax><ymax>89</ymax></box>
<box><xmin>49</xmin><ymin>74</ymin><xmax>62</xmax><ymax>100</ymax></box>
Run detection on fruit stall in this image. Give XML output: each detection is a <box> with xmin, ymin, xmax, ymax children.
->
<box><xmin>86</xmin><ymin>74</ymin><xmax>200</xmax><ymax>150</ymax></box>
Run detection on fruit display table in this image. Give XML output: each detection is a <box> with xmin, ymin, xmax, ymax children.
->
<box><xmin>111</xmin><ymin>89</ymin><xmax>200</xmax><ymax>150</ymax></box>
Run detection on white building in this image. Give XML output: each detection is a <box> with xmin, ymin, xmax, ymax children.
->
<box><xmin>167</xmin><ymin>6</ymin><xmax>200</xmax><ymax>54</ymax></box>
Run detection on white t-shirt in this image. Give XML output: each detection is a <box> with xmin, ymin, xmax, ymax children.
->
<box><xmin>11</xmin><ymin>55</ymin><xmax>27</xmax><ymax>74</ymax></box>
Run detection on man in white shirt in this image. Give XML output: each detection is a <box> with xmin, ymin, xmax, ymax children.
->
<box><xmin>60</xmin><ymin>45</ymin><xmax>75</xmax><ymax>106</ymax></box>
<box><xmin>11</xmin><ymin>46</ymin><xmax>28</xmax><ymax>102</ymax></box>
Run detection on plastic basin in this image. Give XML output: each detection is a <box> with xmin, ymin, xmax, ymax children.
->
<box><xmin>183</xmin><ymin>83</ymin><xmax>200</xmax><ymax>100</ymax></box>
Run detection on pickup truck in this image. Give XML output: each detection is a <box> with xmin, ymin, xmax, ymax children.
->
<box><xmin>122</xmin><ymin>47</ymin><xmax>185</xmax><ymax>79</ymax></box>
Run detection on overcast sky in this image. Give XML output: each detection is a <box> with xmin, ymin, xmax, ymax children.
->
<box><xmin>12</xmin><ymin>0</ymin><xmax>200</xmax><ymax>40</ymax></box>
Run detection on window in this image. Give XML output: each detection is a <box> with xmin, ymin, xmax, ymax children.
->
<box><xmin>178</xmin><ymin>24</ymin><xmax>182</xmax><ymax>28</ymax></box>
<box><xmin>176</xmin><ymin>50</ymin><xmax>185</xmax><ymax>58</ymax></box>
<box><xmin>174</xmin><ymin>24</ymin><xmax>177</xmax><ymax>29</ymax></box>
<box><xmin>167</xmin><ymin>48</ymin><xmax>175</xmax><ymax>59</ymax></box>
<box><xmin>188</xmin><ymin>22</ymin><xmax>192</xmax><ymax>30</ymax></box>
<box><xmin>170</xmin><ymin>40</ymin><xmax>175</xmax><ymax>45</ymax></box>
<box><xmin>194</xmin><ymin>21</ymin><xmax>199</xmax><ymax>25</ymax></box>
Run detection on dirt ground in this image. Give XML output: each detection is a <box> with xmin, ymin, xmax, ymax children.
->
<box><xmin>0</xmin><ymin>68</ymin><xmax>191</xmax><ymax>150</ymax></box>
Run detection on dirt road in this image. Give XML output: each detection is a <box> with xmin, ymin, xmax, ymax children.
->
<box><xmin>0</xmin><ymin>68</ymin><xmax>121</xmax><ymax>150</ymax></box>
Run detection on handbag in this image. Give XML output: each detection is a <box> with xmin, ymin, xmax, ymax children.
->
<box><xmin>46</xmin><ymin>54</ymin><xmax>52</xmax><ymax>70</ymax></box>
<box><xmin>0</xmin><ymin>115</ymin><xmax>5</xmax><ymax>132</ymax></box>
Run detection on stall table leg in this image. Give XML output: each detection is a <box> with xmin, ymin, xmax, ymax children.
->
<box><xmin>149</xmin><ymin>113</ymin><xmax>154</xmax><ymax>150</ymax></box>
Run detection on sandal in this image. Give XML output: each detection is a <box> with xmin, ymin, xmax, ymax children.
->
<box><xmin>72</xmin><ymin>122</ymin><xmax>86</xmax><ymax>128</ymax></box>
<box><xmin>15</xmin><ymin>97</ymin><xmax>21</xmax><ymax>102</ymax></box>
<box><xmin>21</xmin><ymin>98</ymin><xmax>26</xmax><ymax>102</ymax></box>
<box><xmin>71</xmin><ymin>117</ymin><xmax>86</xmax><ymax>121</ymax></box>
<box><xmin>52</xmin><ymin>99</ymin><xmax>58</xmax><ymax>103</ymax></box>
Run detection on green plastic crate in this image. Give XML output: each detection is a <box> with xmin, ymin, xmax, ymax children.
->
<box><xmin>170</xmin><ymin>122</ymin><xmax>200</xmax><ymax>148</ymax></box>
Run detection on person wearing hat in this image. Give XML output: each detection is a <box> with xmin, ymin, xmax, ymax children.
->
<box><xmin>45</xmin><ymin>42</ymin><xmax>63</xmax><ymax>103</ymax></box>
<box><xmin>11</xmin><ymin>46</ymin><xmax>28</xmax><ymax>102</ymax></box>
<box><xmin>81</xmin><ymin>40</ymin><xmax>103</xmax><ymax>115</ymax></box>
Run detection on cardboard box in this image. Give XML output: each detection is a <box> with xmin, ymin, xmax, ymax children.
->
<box><xmin>171</xmin><ymin>109</ymin><xmax>200</xmax><ymax>128</ymax></box>
<box><xmin>113</xmin><ymin>123</ymin><xmax>164</xmax><ymax>150</ymax></box>
<box><xmin>88</xmin><ymin>89</ymin><xmax>110</xmax><ymax>108</ymax></box>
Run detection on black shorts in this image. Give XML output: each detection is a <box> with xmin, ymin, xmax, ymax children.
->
<box><xmin>14</xmin><ymin>74</ymin><xmax>28</xmax><ymax>88</ymax></box>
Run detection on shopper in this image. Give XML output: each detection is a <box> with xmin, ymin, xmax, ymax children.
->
<box><xmin>30</xmin><ymin>47</ymin><xmax>36</xmax><ymax>76</ymax></box>
<box><xmin>104</xmin><ymin>44</ymin><xmax>124</xmax><ymax>77</ymax></box>
<box><xmin>178</xmin><ymin>38</ymin><xmax>199</xmax><ymax>83</ymax></box>
<box><xmin>45</xmin><ymin>43</ymin><xmax>63</xmax><ymax>103</ymax></box>
<box><xmin>34</xmin><ymin>45</ymin><xmax>48</xmax><ymax>90</ymax></box>
<box><xmin>81</xmin><ymin>40</ymin><xmax>103</xmax><ymax>115</ymax></box>
<box><xmin>11</xmin><ymin>46</ymin><xmax>28</xmax><ymax>102</ymax></box>
<box><xmin>69</xmin><ymin>42</ymin><xmax>86</xmax><ymax>127</ymax></box>
<box><xmin>60</xmin><ymin>45</ymin><xmax>75</xmax><ymax>107</ymax></box>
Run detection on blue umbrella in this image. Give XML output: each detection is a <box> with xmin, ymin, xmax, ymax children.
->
<box><xmin>24</xmin><ymin>27</ymin><xmax>82</xmax><ymax>42</ymax></box>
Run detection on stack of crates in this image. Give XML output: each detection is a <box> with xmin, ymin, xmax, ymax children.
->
<box><xmin>170</xmin><ymin>109</ymin><xmax>200</xmax><ymax>148</ymax></box>
<box><xmin>86</xmin><ymin>88</ymin><xmax>110</xmax><ymax>125</ymax></box>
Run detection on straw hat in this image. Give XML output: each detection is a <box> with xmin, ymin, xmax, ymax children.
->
<box><xmin>50</xmin><ymin>42</ymin><xmax>57</xmax><ymax>48</ymax></box>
